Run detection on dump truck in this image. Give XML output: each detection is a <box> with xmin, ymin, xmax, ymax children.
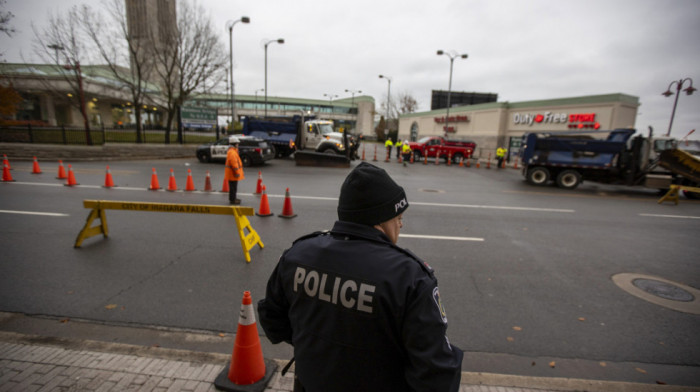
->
<box><xmin>241</xmin><ymin>116</ymin><xmax>360</xmax><ymax>160</ymax></box>
<box><xmin>518</xmin><ymin>128</ymin><xmax>700</xmax><ymax>197</ymax></box>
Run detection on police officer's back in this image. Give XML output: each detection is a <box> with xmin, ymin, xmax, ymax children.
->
<box><xmin>258</xmin><ymin>162</ymin><xmax>463</xmax><ymax>391</ymax></box>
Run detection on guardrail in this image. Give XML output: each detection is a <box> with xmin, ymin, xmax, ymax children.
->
<box><xmin>74</xmin><ymin>200</ymin><xmax>264</xmax><ymax>262</ymax></box>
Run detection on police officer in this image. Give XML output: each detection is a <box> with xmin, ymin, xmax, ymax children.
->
<box><xmin>258</xmin><ymin>162</ymin><xmax>463</xmax><ymax>392</ymax></box>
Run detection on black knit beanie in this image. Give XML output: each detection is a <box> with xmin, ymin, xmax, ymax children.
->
<box><xmin>337</xmin><ymin>162</ymin><xmax>409</xmax><ymax>225</ymax></box>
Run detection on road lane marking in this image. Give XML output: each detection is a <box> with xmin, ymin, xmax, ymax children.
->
<box><xmin>410</xmin><ymin>202</ymin><xmax>574</xmax><ymax>213</ymax></box>
<box><xmin>400</xmin><ymin>234</ymin><xmax>484</xmax><ymax>242</ymax></box>
<box><xmin>0</xmin><ymin>210</ymin><xmax>69</xmax><ymax>217</ymax></box>
<box><xmin>639</xmin><ymin>213</ymin><xmax>700</xmax><ymax>220</ymax></box>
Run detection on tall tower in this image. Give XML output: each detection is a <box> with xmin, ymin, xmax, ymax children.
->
<box><xmin>125</xmin><ymin>0</ymin><xmax>177</xmax><ymax>82</ymax></box>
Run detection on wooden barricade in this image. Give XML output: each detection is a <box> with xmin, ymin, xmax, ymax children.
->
<box><xmin>74</xmin><ymin>200</ymin><xmax>264</xmax><ymax>262</ymax></box>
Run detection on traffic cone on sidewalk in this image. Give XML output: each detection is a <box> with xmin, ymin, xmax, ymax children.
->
<box><xmin>148</xmin><ymin>168</ymin><xmax>161</xmax><ymax>190</ymax></box>
<box><xmin>256</xmin><ymin>186</ymin><xmax>273</xmax><ymax>217</ymax></box>
<box><xmin>103</xmin><ymin>166</ymin><xmax>115</xmax><ymax>188</ymax></box>
<box><xmin>254</xmin><ymin>171</ymin><xmax>263</xmax><ymax>195</ymax></box>
<box><xmin>203</xmin><ymin>171</ymin><xmax>213</xmax><ymax>192</ymax></box>
<box><xmin>31</xmin><ymin>156</ymin><xmax>42</xmax><ymax>174</ymax></box>
<box><xmin>214</xmin><ymin>291</ymin><xmax>277</xmax><ymax>392</ymax></box>
<box><xmin>2</xmin><ymin>162</ymin><xmax>14</xmax><ymax>182</ymax></box>
<box><xmin>56</xmin><ymin>160</ymin><xmax>67</xmax><ymax>179</ymax></box>
<box><xmin>185</xmin><ymin>168</ymin><xmax>196</xmax><ymax>191</ymax></box>
<box><xmin>64</xmin><ymin>164</ymin><xmax>78</xmax><ymax>186</ymax></box>
<box><xmin>278</xmin><ymin>187</ymin><xmax>297</xmax><ymax>218</ymax></box>
<box><xmin>167</xmin><ymin>168</ymin><xmax>178</xmax><ymax>191</ymax></box>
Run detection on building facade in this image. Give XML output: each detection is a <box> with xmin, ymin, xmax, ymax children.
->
<box><xmin>399</xmin><ymin>93</ymin><xmax>639</xmax><ymax>158</ymax></box>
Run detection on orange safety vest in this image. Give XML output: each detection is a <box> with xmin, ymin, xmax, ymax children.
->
<box><xmin>224</xmin><ymin>147</ymin><xmax>245</xmax><ymax>182</ymax></box>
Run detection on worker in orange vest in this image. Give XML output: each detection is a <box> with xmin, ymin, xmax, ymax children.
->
<box><xmin>225</xmin><ymin>136</ymin><xmax>245</xmax><ymax>204</ymax></box>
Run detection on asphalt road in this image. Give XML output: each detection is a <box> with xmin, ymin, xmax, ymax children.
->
<box><xmin>1</xmin><ymin>155</ymin><xmax>699</xmax><ymax>386</ymax></box>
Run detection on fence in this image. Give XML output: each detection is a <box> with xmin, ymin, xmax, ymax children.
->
<box><xmin>0</xmin><ymin>125</ymin><xmax>222</xmax><ymax>145</ymax></box>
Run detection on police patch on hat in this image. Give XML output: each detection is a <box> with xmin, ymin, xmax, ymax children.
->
<box><xmin>432</xmin><ymin>287</ymin><xmax>447</xmax><ymax>324</ymax></box>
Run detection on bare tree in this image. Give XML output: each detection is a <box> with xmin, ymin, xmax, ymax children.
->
<box><xmin>398</xmin><ymin>92</ymin><xmax>418</xmax><ymax>114</ymax></box>
<box><xmin>0</xmin><ymin>0</ymin><xmax>15</xmax><ymax>38</ymax></box>
<box><xmin>82</xmin><ymin>0</ymin><xmax>156</xmax><ymax>143</ymax></box>
<box><xmin>31</xmin><ymin>6</ymin><xmax>93</xmax><ymax>144</ymax></box>
<box><xmin>150</xmin><ymin>0</ymin><xmax>226</xmax><ymax>144</ymax></box>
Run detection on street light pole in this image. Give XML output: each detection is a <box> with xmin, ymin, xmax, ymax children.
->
<box><xmin>378</xmin><ymin>75</ymin><xmax>392</xmax><ymax>133</ymax></box>
<box><xmin>345</xmin><ymin>89</ymin><xmax>362</xmax><ymax>131</ymax></box>
<box><xmin>437</xmin><ymin>50</ymin><xmax>468</xmax><ymax>137</ymax></box>
<box><xmin>323</xmin><ymin>93</ymin><xmax>338</xmax><ymax>114</ymax></box>
<box><xmin>255</xmin><ymin>88</ymin><xmax>264</xmax><ymax>116</ymax></box>
<box><xmin>264</xmin><ymin>38</ymin><xmax>285</xmax><ymax>118</ymax></box>
<box><xmin>662</xmin><ymin>78</ymin><xmax>696</xmax><ymax>136</ymax></box>
<box><xmin>226</xmin><ymin>16</ymin><xmax>250</xmax><ymax>131</ymax></box>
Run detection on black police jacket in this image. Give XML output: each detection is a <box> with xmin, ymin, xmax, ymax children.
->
<box><xmin>258</xmin><ymin>221</ymin><xmax>463</xmax><ymax>392</ymax></box>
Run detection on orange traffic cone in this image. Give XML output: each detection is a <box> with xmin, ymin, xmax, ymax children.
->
<box><xmin>372</xmin><ymin>145</ymin><xmax>377</xmax><ymax>162</ymax></box>
<box><xmin>2</xmin><ymin>154</ymin><xmax>10</xmax><ymax>170</ymax></box>
<box><xmin>64</xmin><ymin>164</ymin><xmax>78</xmax><ymax>186</ymax></box>
<box><xmin>254</xmin><ymin>171</ymin><xmax>263</xmax><ymax>195</ymax></box>
<box><xmin>56</xmin><ymin>160</ymin><xmax>67</xmax><ymax>179</ymax></box>
<box><xmin>410</xmin><ymin>152</ymin><xmax>414</xmax><ymax>164</ymax></box>
<box><xmin>459</xmin><ymin>156</ymin><xmax>464</xmax><ymax>167</ymax></box>
<box><xmin>398</xmin><ymin>153</ymin><xmax>403</xmax><ymax>164</ymax></box>
<box><xmin>476</xmin><ymin>160</ymin><xmax>481</xmax><ymax>169</ymax></box>
<box><xmin>466</xmin><ymin>157</ymin><xmax>471</xmax><ymax>168</ymax></box>
<box><xmin>221</xmin><ymin>177</ymin><xmax>230</xmax><ymax>193</ymax></box>
<box><xmin>31</xmin><ymin>156</ymin><xmax>42</xmax><ymax>174</ymax></box>
<box><xmin>256</xmin><ymin>185</ymin><xmax>273</xmax><ymax>217</ymax></box>
<box><xmin>447</xmin><ymin>152</ymin><xmax>452</xmax><ymax>166</ymax></box>
<box><xmin>148</xmin><ymin>168</ymin><xmax>161</xmax><ymax>190</ymax></box>
<box><xmin>361</xmin><ymin>146</ymin><xmax>366</xmax><ymax>161</ymax></box>
<box><xmin>203</xmin><ymin>171</ymin><xmax>213</xmax><ymax>192</ymax></box>
<box><xmin>278</xmin><ymin>187</ymin><xmax>297</xmax><ymax>218</ymax></box>
<box><xmin>185</xmin><ymin>169</ymin><xmax>196</xmax><ymax>191</ymax></box>
<box><xmin>2</xmin><ymin>162</ymin><xmax>14</xmax><ymax>182</ymax></box>
<box><xmin>435</xmin><ymin>153</ymin><xmax>439</xmax><ymax>165</ymax></box>
<box><xmin>103</xmin><ymin>166</ymin><xmax>115</xmax><ymax>188</ymax></box>
<box><xmin>167</xmin><ymin>168</ymin><xmax>178</xmax><ymax>191</ymax></box>
<box><xmin>423</xmin><ymin>153</ymin><xmax>427</xmax><ymax>165</ymax></box>
<box><xmin>214</xmin><ymin>291</ymin><xmax>277</xmax><ymax>391</ymax></box>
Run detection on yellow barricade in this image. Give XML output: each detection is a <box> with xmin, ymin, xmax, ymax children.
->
<box><xmin>74</xmin><ymin>200</ymin><xmax>264</xmax><ymax>263</ymax></box>
<box><xmin>658</xmin><ymin>184</ymin><xmax>700</xmax><ymax>205</ymax></box>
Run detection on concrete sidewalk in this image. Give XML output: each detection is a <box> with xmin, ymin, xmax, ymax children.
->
<box><xmin>1</xmin><ymin>330</ymin><xmax>694</xmax><ymax>392</ymax></box>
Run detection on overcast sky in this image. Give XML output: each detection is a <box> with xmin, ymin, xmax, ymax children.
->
<box><xmin>2</xmin><ymin>0</ymin><xmax>699</xmax><ymax>139</ymax></box>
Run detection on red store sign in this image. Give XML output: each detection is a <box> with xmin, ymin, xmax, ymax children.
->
<box><xmin>513</xmin><ymin>111</ymin><xmax>600</xmax><ymax>129</ymax></box>
<box><xmin>435</xmin><ymin>115</ymin><xmax>469</xmax><ymax>124</ymax></box>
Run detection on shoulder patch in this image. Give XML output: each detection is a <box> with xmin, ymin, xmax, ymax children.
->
<box><xmin>433</xmin><ymin>287</ymin><xmax>448</xmax><ymax>324</ymax></box>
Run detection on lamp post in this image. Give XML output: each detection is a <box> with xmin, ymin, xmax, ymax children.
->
<box><xmin>255</xmin><ymin>88</ymin><xmax>264</xmax><ymax>116</ymax></box>
<box><xmin>437</xmin><ymin>50</ymin><xmax>468</xmax><ymax>137</ymax></box>
<box><xmin>226</xmin><ymin>16</ymin><xmax>250</xmax><ymax>129</ymax></box>
<box><xmin>662</xmin><ymin>78</ymin><xmax>696</xmax><ymax>136</ymax></box>
<box><xmin>378</xmin><ymin>75</ymin><xmax>392</xmax><ymax>134</ymax></box>
<box><xmin>345</xmin><ymin>89</ymin><xmax>362</xmax><ymax>131</ymax></box>
<box><xmin>264</xmin><ymin>38</ymin><xmax>285</xmax><ymax>118</ymax></box>
<box><xmin>47</xmin><ymin>43</ymin><xmax>64</xmax><ymax>63</ymax></box>
<box><xmin>323</xmin><ymin>93</ymin><xmax>338</xmax><ymax>114</ymax></box>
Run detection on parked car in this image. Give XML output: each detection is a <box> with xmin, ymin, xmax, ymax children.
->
<box><xmin>196</xmin><ymin>136</ymin><xmax>275</xmax><ymax>166</ymax></box>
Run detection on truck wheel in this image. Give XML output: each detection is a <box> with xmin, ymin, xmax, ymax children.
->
<box><xmin>556</xmin><ymin>170</ymin><xmax>581</xmax><ymax>189</ymax></box>
<box><xmin>452</xmin><ymin>153</ymin><xmax>463</xmax><ymax>163</ymax></box>
<box><xmin>241</xmin><ymin>155</ymin><xmax>252</xmax><ymax>167</ymax></box>
<box><xmin>413</xmin><ymin>150</ymin><xmax>422</xmax><ymax>159</ymax></box>
<box><xmin>526</xmin><ymin>167</ymin><xmax>550</xmax><ymax>186</ymax></box>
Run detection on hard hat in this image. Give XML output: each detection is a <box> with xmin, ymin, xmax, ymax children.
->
<box><xmin>228</xmin><ymin>136</ymin><xmax>240</xmax><ymax>145</ymax></box>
